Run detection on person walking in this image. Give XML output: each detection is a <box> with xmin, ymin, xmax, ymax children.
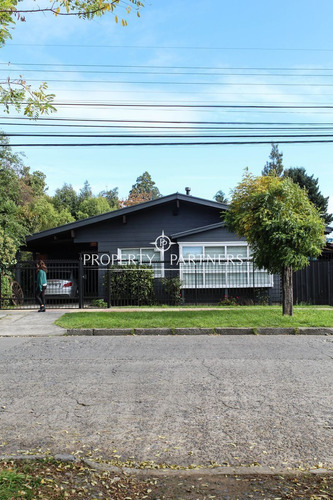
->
<box><xmin>36</xmin><ymin>260</ymin><xmax>47</xmax><ymax>312</ymax></box>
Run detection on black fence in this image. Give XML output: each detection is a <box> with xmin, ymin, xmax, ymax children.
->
<box><xmin>0</xmin><ymin>258</ymin><xmax>331</xmax><ymax>309</ymax></box>
<box><xmin>0</xmin><ymin>260</ymin><xmax>80</xmax><ymax>309</ymax></box>
<box><xmin>294</xmin><ymin>260</ymin><xmax>333</xmax><ymax>306</ymax></box>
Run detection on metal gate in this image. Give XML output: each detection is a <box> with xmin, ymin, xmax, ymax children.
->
<box><xmin>0</xmin><ymin>260</ymin><xmax>79</xmax><ymax>309</ymax></box>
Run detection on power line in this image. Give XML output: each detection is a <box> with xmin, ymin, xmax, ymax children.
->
<box><xmin>7</xmin><ymin>86</ymin><xmax>333</xmax><ymax>100</ymax></box>
<box><xmin>5</xmin><ymin>139</ymin><xmax>333</xmax><ymax>147</ymax></box>
<box><xmin>3</xmin><ymin>123</ymin><xmax>333</xmax><ymax>131</ymax></box>
<box><xmin>9</xmin><ymin>102</ymin><xmax>333</xmax><ymax>109</ymax></box>
<box><xmin>4</xmin><ymin>68</ymin><xmax>333</xmax><ymax>77</ymax></box>
<box><xmin>36</xmin><ymin>89</ymin><xmax>333</xmax><ymax>97</ymax></box>
<box><xmin>2</xmin><ymin>117</ymin><xmax>333</xmax><ymax>125</ymax></box>
<box><xmin>4</xmin><ymin>133</ymin><xmax>333</xmax><ymax>138</ymax></box>
<box><xmin>5</xmin><ymin>133</ymin><xmax>333</xmax><ymax>140</ymax></box>
<box><xmin>9</xmin><ymin>78</ymin><xmax>333</xmax><ymax>87</ymax></box>
<box><xmin>6</xmin><ymin>43</ymin><xmax>333</xmax><ymax>52</ymax></box>
<box><xmin>3</xmin><ymin>62</ymin><xmax>333</xmax><ymax>71</ymax></box>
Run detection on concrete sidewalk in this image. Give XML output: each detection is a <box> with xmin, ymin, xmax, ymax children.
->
<box><xmin>0</xmin><ymin>310</ymin><xmax>66</xmax><ymax>336</ymax></box>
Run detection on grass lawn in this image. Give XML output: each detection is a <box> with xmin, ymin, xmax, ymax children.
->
<box><xmin>55</xmin><ymin>306</ymin><xmax>333</xmax><ymax>329</ymax></box>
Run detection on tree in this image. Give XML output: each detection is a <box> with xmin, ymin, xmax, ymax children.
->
<box><xmin>23</xmin><ymin>196</ymin><xmax>74</xmax><ymax>233</ymax></box>
<box><xmin>99</xmin><ymin>187</ymin><xmax>121</xmax><ymax>210</ymax></box>
<box><xmin>225</xmin><ymin>171</ymin><xmax>325</xmax><ymax>316</ymax></box>
<box><xmin>0</xmin><ymin>1</ymin><xmax>144</xmax><ymax>117</ymax></box>
<box><xmin>78</xmin><ymin>180</ymin><xmax>93</xmax><ymax>203</ymax></box>
<box><xmin>262</xmin><ymin>144</ymin><xmax>284</xmax><ymax>177</ymax></box>
<box><xmin>125</xmin><ymin>171</ymin><xmax>161</xmax><ymax>206</ymax></box>
<box><xmin>214</xmin><ymin>190</ymin><xmax>228</xmax><ymax>204</ymax></box>
<box><xmin>76</xmin><ymin>196</ymin><xmax>111</xmax><ymax>220</ymax></box>
<box><xmin>0</xmin><ymin>133</ymin><xmax>53</xmax><ymax>263</ymax></box>
<box><xmin>52</xmin><ymin>183</ymin><xmax>79</xmax><ymax>218</ymax></box>
<box><xmin>283</xmin><ymin>167</ymin><xmax>332</xmax><ymax>224</ymax></box>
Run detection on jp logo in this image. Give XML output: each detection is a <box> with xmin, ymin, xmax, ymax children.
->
<box><xmin>152</xmin><ymin>230</ymin><xmax>175</xmax><ymax>252</ymax></box>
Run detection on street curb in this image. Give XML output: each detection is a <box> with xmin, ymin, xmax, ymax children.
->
<box><xmin>82</xmin><ymin>459</ymin><xmax>332</xmax><ymax>476</ymax></box>
<box><xmin>298</xmin><ymin>327</ymin><xmax>333</xmax><ymax>335</ymax></box>
<box><xmin>0</xmin><ymin>455</ymin><xmax>331</xmax><ymax>476</ymax></box>
<box><xmin>66</xmin><ymin>327</ymin><xmax>333</xmax><ymax>336</ymax></box>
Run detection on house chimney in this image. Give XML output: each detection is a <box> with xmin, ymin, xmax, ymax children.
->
<box><xmin>185</xmin><ymin>187</ymin><xmax>191</xmax><ymax>195</ymax></box>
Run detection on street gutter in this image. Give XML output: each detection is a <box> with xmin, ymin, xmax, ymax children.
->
<box><xmin>66</xmin><ymin>327</ymin><xmax>333</xmax><ymax>335</ymax></box>
<box><xmin>0</xmin><ymin>454</ymin><xmax>332</xmax><ymax>476</ymax></box>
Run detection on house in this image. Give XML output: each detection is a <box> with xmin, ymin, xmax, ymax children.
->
<box><xmin>24</xmin><ymin>190</ymin><xmax>275</xmax><ymax>305</ymax></box>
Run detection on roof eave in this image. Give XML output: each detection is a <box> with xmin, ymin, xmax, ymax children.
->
<box><xmin>171</xmin><ymin>222</ymin><xmax>226</xmax><ymax>239</ymax></box>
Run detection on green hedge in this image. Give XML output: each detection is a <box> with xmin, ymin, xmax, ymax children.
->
<box><xmin>159</xmin><ymin>276</ymin><xmax>183</xmax><ymax>305</ymax></box>
<box><xmin>0</xmin><ymin>274</ymin><xmax>12</xmax><ymax>307</ymax></box>
<box><xmin>105</xmin><ymin>264</ymin><xmax>155</xmax><ymax>306</ymax></box>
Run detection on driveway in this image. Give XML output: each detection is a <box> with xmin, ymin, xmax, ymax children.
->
<box><xmin>0</xmin><ymin>335</ymin><xmax>332</xmax><ymax>469</ymax></box>
<box><xmin>0</xmin><ymin>310</ymin><xmax>65</xmax><ymax>336</ymax></box>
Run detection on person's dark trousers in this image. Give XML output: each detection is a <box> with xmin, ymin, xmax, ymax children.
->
<box><xmin>36</xmin><ymin>286</ymin><xmax>46</xmax><ymax>310</ymax></box>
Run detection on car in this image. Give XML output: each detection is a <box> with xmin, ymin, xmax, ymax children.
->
<box><xmin>45</xmin><ymin>271</ymin><xmax>78</xmax><ymax>298</ymax></box>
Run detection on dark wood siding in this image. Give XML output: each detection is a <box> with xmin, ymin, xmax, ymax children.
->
<box><xmin>74</xmin><ymin>199</ymin><xmax>231</xmax><ymax>253</ymax></box>
<box><xmin>175</xmin><ymin>226</ymin><xmax>245</xmax><ymax>243</ymax></box>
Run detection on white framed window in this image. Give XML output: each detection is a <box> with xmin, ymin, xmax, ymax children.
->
<box><xmin>118</xmin><ymin>247</ymin><xmax>163</xmax><ymax>277</ymax></box>
<box><xmin>178</xmin><ymin>242</ymin><xmax>273</xmax><ymax>288</ymax></box>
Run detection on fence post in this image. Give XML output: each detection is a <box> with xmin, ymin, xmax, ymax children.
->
<box><xmin>328</xmin><ymin>262</ymin><xmax>331</xmax><ymax>306</ymax></box>
<box><xmin>78</xmin><ymin>254</ymin><xmax>84</xmax><ymax>309</ymax></box>
<box><xmin>107</xmin><ymin>265</ymin><xmax>111</xmax><ymax>308</ymax></box>
<box><xmin>194</xmin><ymin>261</ymin><xmax>198</xmax><ymax>305</ymax></box>
<box><xmin>252</xmin><ymin>260</ymin><xmax>256</xmax><ymax>305</ymax></box>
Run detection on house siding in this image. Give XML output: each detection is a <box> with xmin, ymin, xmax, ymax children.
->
<box><xmin>73</xmin><ymin>200</ymin><xmax>231</xmax><ymax>254</ymax></box>
<box><xmin>174</xmin><ymin>226</ymin><xmax>245</xmax><ymax>243</ymax></box>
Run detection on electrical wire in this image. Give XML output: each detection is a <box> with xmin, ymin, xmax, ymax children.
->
<box><xmin>4</xmin><ymin>133</ymin><xmax>333</xmax><ymax>138</ymax></box>
<box><xmin>4</xmin><ymin>68</ymin><xmax>333</xmax><ymax>77</ymax></box>
<box><xmin>0</xmin><ymin>122</ymin><xmax>333</xmax><ymax>129</ymax></box>
<box><xmin>7</xmin><ymin>102</ymin><xmax>333</xmax><ymax>109</ymax></box>
<box><xmin>7</xmin><ymin>78</ymin><xmax>333</xmax><ymax>86</ymax></box>
<box><xmin>3</xmin><ymin>62</ymin><xmax>333</xmax><ymax>71</ymax></box>
<box><xmin>2</xmin><ymin>117</ymin><xmax>333</xmax><ymax>125</ymax></box>
<box><xmin>4</xmin><ymin>139</ymin><xmax>333</xmax><ymax>147</ymax></box>
<box><xmin>6</xmin><ymin>43</ymin><xmax>333</xmax><ymax>52</ymax></box>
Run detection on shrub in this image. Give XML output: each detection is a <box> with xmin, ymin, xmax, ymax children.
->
<box><xmin>105</xmin><ymin>264</ymin><xmax>155</xmax><ymax>306</ymax></box>
<box><xmin>254</xmin><ymin>289</ymin><xmax>269</xmax><ymax>305</ymax></box>
<box><xmin>91</xmin><ymin>298</ymin><xmax>108</xmax><ymax>308</ymax></box>
<box><xmin>0</xmin><ymin>274</ymin><xmax>12</xmax><ymax>307</ymax></box>
<box><xmin>219</xmin><ymin>295</ymin><xmax>239</xmax><ymax>306</ymax></box>
<box><xmin>160</xmin><ymin>277</ymin><xmax>183</xmax><ymax>305</ymax></box>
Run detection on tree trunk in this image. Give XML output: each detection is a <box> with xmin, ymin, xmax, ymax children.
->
<box><xmin>282</xmin><ymin>265</ymin><xmax>293</xmax><ymax>316</ymax></box>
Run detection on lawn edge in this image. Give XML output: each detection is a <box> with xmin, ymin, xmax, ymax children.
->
<box><xmin>65</xmin><ymin>327</ymin><xmax>333</xmax><ymax>336</ymax></box>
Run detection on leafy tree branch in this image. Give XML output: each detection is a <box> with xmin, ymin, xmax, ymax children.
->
<box><xmin>0</xmin><ymin>78</ymin><xmax>56</xmax><ymax>117</ymax></box>
<box><xmin>0</xmin><ymin>0</ymin><xmax>143</xmax><ymax>116</ymax></box>
<box><xmin>0</xmin><ymin>0</ymin><xmax>144</xmax><ymax>45</ymax></box>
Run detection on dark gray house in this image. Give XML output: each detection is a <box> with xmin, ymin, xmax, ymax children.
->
<box><xmin>24</xmin><ymin>191</ymin><xmax>274</xmax><ymax>304</ymax></box>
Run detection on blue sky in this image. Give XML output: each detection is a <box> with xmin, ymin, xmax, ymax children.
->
<box><xmin>1</xmin><ymin>0</ymin><xmax>333</xmax><ymax>218</ymax></box>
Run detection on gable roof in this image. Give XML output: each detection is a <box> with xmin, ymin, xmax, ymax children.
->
<box><xmin>171</xmin><ymin>222</ymin><xmax>226</xmax><ymax>239</ymax></box>
<box><xmin>26</xmin><ymin>193</ymin><xmax>228</xmax><ymax>242</ymax></box>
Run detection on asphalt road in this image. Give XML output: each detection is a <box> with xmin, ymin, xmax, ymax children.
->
<box><xmin>0</xmin><ymin>335</ymin><xmax>332</xmax><ymax>469</ymax></box>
